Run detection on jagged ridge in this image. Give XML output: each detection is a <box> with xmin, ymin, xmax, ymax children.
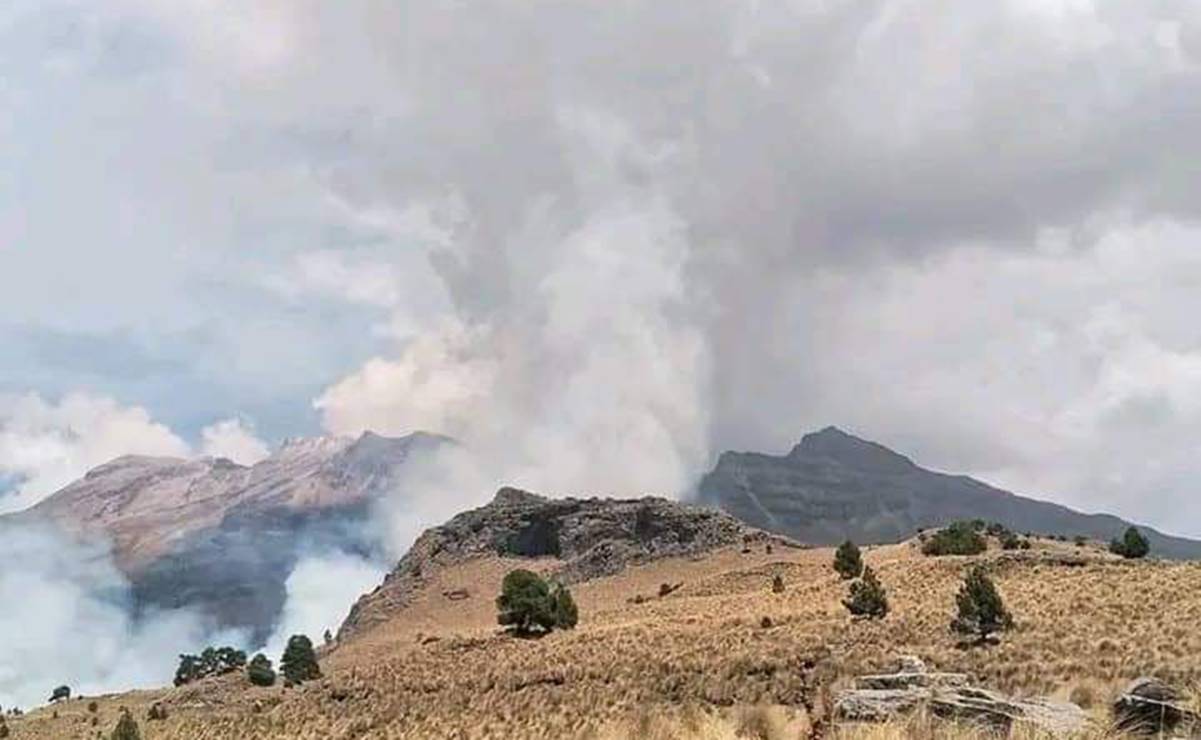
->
<box><xmin>338</xmin><ymin>486</ymin><xmax>788</xmax><ymax>640</ymax></box>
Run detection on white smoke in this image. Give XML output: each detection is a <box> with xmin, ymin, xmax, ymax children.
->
<box><xmin>261</xmin><ymin>552</ymin><xmax>388</xmax><ymax>660</ymax></box>
<box><xmin>0</xmin><ymin>523</ymin><xmax>246</xmax><ymax>710</ymax></box>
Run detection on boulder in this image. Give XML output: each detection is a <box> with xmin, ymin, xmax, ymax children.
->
<box><xmin>1113</xmin><ymin>677</ymin><xmax>1199</xmax><ymax>735</ymax></box>
<box><xmin>835</xmin><ymin>658</ymin><xmax>1088</xmax><ymax>735</ymax></box>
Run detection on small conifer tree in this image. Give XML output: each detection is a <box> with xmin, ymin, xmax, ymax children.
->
<box><xmin>280</xmin><ymin>635</ymin><xmax>321</xmax><ymax>685</ymax></box>
<box><xmin>496</xmin><ymin>569</ymin><xmax>557</xmax><ymax>634</ymax></box>
<box><xmin>110</xmin><ymin>710</ymin><xmax>141</xmax><ymax>740</ymax></box>
<box><xmin>771</xmin><ymin>574</ymin><xmax>785</xmax><ymax>593</ymax></box>
<box><xmin>833</xmin><ymin>540</ymin><xmax>864</xmax><ymax>580</ymax></box>
<box><xmin>951</xmin><ymin>565</ymin><xmax>1013</xmax><ymax>642</ymax></box>
<box><xmin>1109</xmin><ymin>526</ymin><xmax>1149</xmax><ymax>559</ymax></box>
<box><xmin>246</xmin><ymin>653</ymin><xmax>277</xmax><ymax>687</ymax></box>
<box><xmin>842</xmin><ymin>565</ymin><xmax>888</xmax><ymax>619</ymax></box>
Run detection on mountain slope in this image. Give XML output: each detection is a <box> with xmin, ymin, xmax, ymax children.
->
<box><xmin>2</xmin><ymin>431</ymin><xmax>449</xmax><ymax>640</ymax></box>
<box><xmin>338</xmin><ymin>486</ymin><xmax>787</xmax><ymax>640</ymax></box>
<box><xmin>698</xmin><ymin>426</ymin><xmax>1201</xmax><ymax>559</ymax></box>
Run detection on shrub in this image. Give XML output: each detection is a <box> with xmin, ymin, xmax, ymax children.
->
<box><xmin>496</xmin><ymin>569</ymin><xmax>578</xmax><ymax>635</ymax></box>
<box><xmin>110</xmin><ymin>710</ymin><xmax>141</xmax><ymax>740</ymax></box>
<box><xmin>1110</xmin><ymin>526</ymin><xmax>1150</xmax><ymax>559</ymax></box>
<box><xmin>1074</xmin><ymin>535</ymin><xmax>1088</xmax><ymax>547</ymax></box>
<box><xmin>843</xmin><ymin>565</ymin><xmax>888</xmax><ymax>619</ymax></box>
<box><xmin>88</xmin><ymin>701</ymin><xmax>98</xmax><ymax>713</ymax></box>
<box><xmin>771</xmin><ymin>574</ymin><xmax>785</xmax><ymax>594</ymax></box>
<box><xmin>551</xmin><ymin>582</ymin><xmax>578</xmax><ymax>629</ymax></box>
<box><xmin>951</xmin><ymin>565</ymin><xmax>1013</xmax><ymax>642</ymax></box>
<box><xmin>174</xmin><ymin>646</ymin><xmax>247</xmax><ymax>686</ymax></box>
<box><xmin>146</xmin><ymin>703</ymin><xmax>168</xmax><ymax>721</ymax></box>
<box><xmin>833</xmin><ymin>540</ymin><xmax>864</xmax><ymax>579</ymax></box>
<box><xmin>280</xmin><ymin>635</ymin><xmax>321</xmax><ymax>685</ymax></box>
<box><xmin>48</xmin><ymin>685</ymin><xmax>70</xmax><ymax>703</ymax></box>
<box><xmin>246</xmin><ymin>653</ymin><xmax>277</xmax><ymax>687</ymax></box>
<box><xmin>985</xmin><ymin>522</ymin><xmax>1009</xmax><ymax>537</ymax></box>
<box><xmin>1000</xmin><ymin>532</ymin><xmax>1022</xmax><ymax>551</ymax></box>
<box><xmin>922</xmin><ymin>521</ymin><xmax>987</xmax><ymax>556</ymax></box>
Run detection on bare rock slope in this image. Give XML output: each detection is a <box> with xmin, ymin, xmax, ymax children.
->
<box><xmin>339</xmin><ymin>487</ymin><xmax>784</xmax><ymax>639</ymax></box>
<box><xmin>2</xmin><ymin>431</ymin><xmax>448</xmax><ymax>641</ymax></box>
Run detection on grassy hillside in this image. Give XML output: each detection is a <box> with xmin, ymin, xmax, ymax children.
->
<box><xmin>12</xmin><ymin>537</ymin><xmax>1201</xmax><ymax>739</ymax></box>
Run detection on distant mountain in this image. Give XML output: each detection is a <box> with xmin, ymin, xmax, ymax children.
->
<box><xmin>2</xmin><ymin>431</ymin><xmax>449</xmax><ymax>642</ymax></box>
<box><xmin>698</xmin><ymin>426</ymin><xmax>1201</xmax><ymax>559</ymax></box>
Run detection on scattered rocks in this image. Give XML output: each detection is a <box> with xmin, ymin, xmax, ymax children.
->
<box><xmin>835</xmin><ymin>656</ymin><xmax>1088</xmax><ymax>735</ymax></box>
<box><xmin>1113</xmin><ymin>677</ymin><xmax>1200</xmax><ymax>735</ymax></box>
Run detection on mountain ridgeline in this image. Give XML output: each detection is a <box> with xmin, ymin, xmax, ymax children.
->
<box><xmin>1</xmin><ymin>431</ymin><xmax>451</xmax><ymax>642</ymax></box>
<box><xmin>698</xmin><ymin>426</ymin><xmax>1201</xmax><ymax>559</ymax></box>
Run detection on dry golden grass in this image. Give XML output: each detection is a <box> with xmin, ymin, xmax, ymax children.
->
<box><xmin>11</xmin><ymin>538</ymin><xmax>1201</xmax><ymax>739</ymax></box>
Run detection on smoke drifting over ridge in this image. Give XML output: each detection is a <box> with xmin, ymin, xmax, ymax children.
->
<box><xmin>6</xmin><ymin>0</ymin><xmax>1201</xmax><ymax>709</ymax></box>
<box><xmin>279</xmin><ymin>1</ymin><xmax>1201</xmax><ymax>533</ymax></box>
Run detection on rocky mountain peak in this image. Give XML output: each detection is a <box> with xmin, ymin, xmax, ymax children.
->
<box><xmin>338</xmin><ymin>487</ymin><xmax>790</xmax><ymax>640</ymax></box>
<box><xmin>789</xmin><ymin>426</ymin><xmax>916</xmax><ymax>474</ymax></box>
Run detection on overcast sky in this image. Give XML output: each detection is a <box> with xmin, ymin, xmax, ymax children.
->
<box><xmin>4</xmin><ymin>1</ymin><xmax>1201</xmax><ymax>534</ymax></box>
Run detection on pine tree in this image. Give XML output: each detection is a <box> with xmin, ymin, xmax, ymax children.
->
<box><xmin>496</xmin><ymin>569</ymin><xmax>557</xmax><ymax>634</ymax></box>
<box><xmin>1110</xmin><ymin>526</ymin><xmax>1149</xmax><ymax>559</ymax></box>
<box><xmin>833</xmin><ymin>540</ymin><xmax>864</xmax><ymax>580</ymax></box>
<box><xmin>110</xmin><ymin>710</ymin><xmax>141</xmax><ymax>740</ymax></box>
<box><xmin>280</xmin><ymin>635</ymin><xmax>321</xmax><ymax>685</ymax></box>
<box><xmin>842</xmin><ymin>565</ymin><xmax>888</xmax><ymax>619</ymax></box>
<box><xmin>951</xmin><ymin>566</ymin><xmax>1013</xmax><ymax>642</ymax></box>
<box><xmin>246</xmin><ymin>653</ymin><xmax>277</xmax><ymax>687</ymax></box>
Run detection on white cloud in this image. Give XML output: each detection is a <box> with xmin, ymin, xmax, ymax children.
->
<box><xmin>0</xmin><ymin>392</ymin><xmax>189</xmax><ymax>513</ymax></box>
<box><xmin>0</xmin><ymin>393</ymin><xmax>272</xmax><ymax>512</ymax></box>
<box><xmin>199</xmin><ymin>418</ymin><xmax>271</xmax><ymax>465</ymax></box>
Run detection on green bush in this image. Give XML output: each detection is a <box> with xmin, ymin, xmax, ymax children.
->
<box><xmin>110</xmin><ymin>710</ymin><xmax>141</xmax><ymax>740</ymax></box>
<box><xmin>833</xmin><ymin>540</ymin><xmax>864</xmax><ymax>580</ymax></box>
<box><xmin>496</xmin><ymin>569</ymin><xmax>578</xmax><ymax>635</ymax></box>
<box><xmin>174</xmin><ymin>646</ymin><xmax>247</xmax><ymax>686</ymax></box>
<box><xmin>985</xmin><ymin>522</ymin><xmax>1009</xmax><ymax>537</ymax></box>
<box><xmin>951</xmin><ymin>565</ymin><xmax>1012</xmax><ymax>642</ymax></box>
<box><xmin>280</xmin><ymin>635</ymin><xmax>321</xmax><ymax>685</ymax></box>
<box><xmin>1109</xmin><ymin>526</ymin><xmax>1149</xmax><ymax>559</ymax></box>
<box><xmin>842</xmin><ymin>566</ymin><xmax>888</xmax><ymax>619</ymax></box>
<box><xmin>922</xmin><ymin>521</ymin><xmax>988</xmax><ymax>556</ymax></box>
<box><xmin>1000</xmin><ymin>532</ymin><xmax>1022</xmax><ymax>550</ymax></box>
<box><xmin>246</xmin><ymin>653</ymin><xmax>276</xmax><ymax>687</ymax></box>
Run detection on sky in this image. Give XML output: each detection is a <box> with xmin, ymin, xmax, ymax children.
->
<box><xmin>4</xmin><ymin>0</ymin><xmax>1201</xmax><ymax>535</ymax></box>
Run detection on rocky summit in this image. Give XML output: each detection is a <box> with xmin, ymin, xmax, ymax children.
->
<box><xmin>1</xmin><ymin>431</ymin><xmax>449</xmax><ymax>642</ymax></box>
<box><xmin>339</xmin><ymin>486</ymin><xmax>787</xmax><ymax>639</ymax></box>
<box><xmin>699</xmin><ymin>426</ymin><xmax>1201</xmax><ymax>558</ymax></box>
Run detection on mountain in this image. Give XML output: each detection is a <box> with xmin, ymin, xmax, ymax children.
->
<box><xmin>2</xmin><ymin>430</ymin><xmax>449</xmax><ymax>642</ymax></box>
<box><xmin>697</xmin><ymin>426</ymin><xmax>1201</xmax><ymax>559</ymax></box>
<box><xmin>338</xmin><ymin>486</ymin><xmax>785</xmax><ymax>639</ymax></box>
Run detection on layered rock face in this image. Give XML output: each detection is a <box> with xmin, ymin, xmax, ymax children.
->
<box><xmin>339</xmin><ymin>487</ymin><xmax>779</xmax><ymax>640</ymax></box>
<box><xmin>3</xmin><ymin>431</ymin><xmax>449</xmax><ymax>642</ymax></box>
<box><xmin>699</xmin><ymin>426</ymin><xmax>1201</xmax><ymax>558</ymax></box>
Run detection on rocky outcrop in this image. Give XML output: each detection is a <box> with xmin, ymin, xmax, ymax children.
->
<box><xmin>835</xmin><ymin>657</ymin><xmax>1088</xmax><ymax>735</ymax></box>
<box><xmin>2</xmin><ymin>431</ymin><xmax>449</xmax><ymax>642</ymax></box>
<box><xmin>699</xmin><ymin>426</ymin><xmax>1201</xmax><ymax>557</ymax></box>
<box><xmin>1113</xmin><ymin>678</ymin><xmax>1200</xmax><ymax>735</ymax></box>
<box><xmin>338</xmin><ymin>487</ymin><xmax>783</xmax><ymax>640</ymax></box>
